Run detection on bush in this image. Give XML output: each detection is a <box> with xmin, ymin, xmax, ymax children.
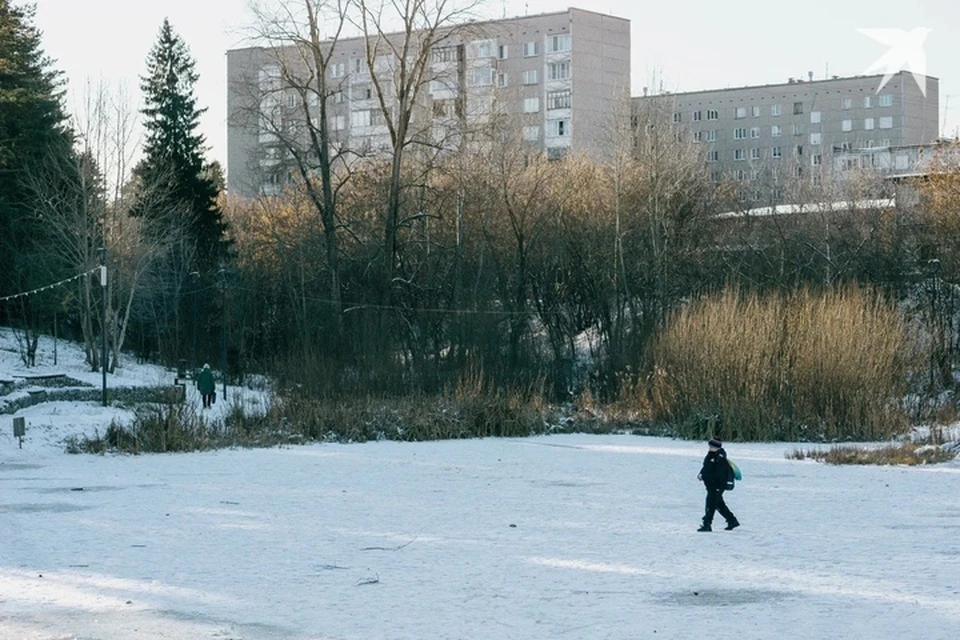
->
<box><xmin>788</xmin><ymin>442</ymin><xmax>957</xmax><ymax>465</ymax></box>
<box><xmin>639</xmin><ymin>285</ymin><xmax>917</xmax><ymax>441</ymax></box>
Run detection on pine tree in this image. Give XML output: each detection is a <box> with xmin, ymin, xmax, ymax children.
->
<box><xmin>0</xmin><ymin>0</ymin><xmax>74</xmax><ymax>301</ymax></box>
<box><xmin>135</xmin><ymin>18</ymin><xmax>228</xmax><ymax>273</ymax></box>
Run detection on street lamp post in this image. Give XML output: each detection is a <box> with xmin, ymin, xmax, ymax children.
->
<box><xmin>98</xmin><ymin>247</ymin><xmax>107</xmax><ymax>407</ymax></box>
<box><xmin>218</xmin><ymin>267</ymin><xmax>227</xmax><ymax>400</ymax></box>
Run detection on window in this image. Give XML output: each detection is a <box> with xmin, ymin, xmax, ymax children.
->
<box><xmin>471</xmin><ymin>40</ymin><xmax>494</xmax><ymax>59</ymax></box>
<box><xmin>547</xmin><ymin>90</ymin><xmax>571</xmax><ymax>110</ymax></box>
<box><xmin>879</xmin><ymin>116</ymin><xmax>893</xmax><ymax>129</ymax></box>
<box><xmin>707</xmin><ymin>109</ymin><xmax>719</xmax><ymax>121</ymax></box>
<box><xmin>498</xmin><ymin>44</ymin><xmax>508</xmax><ymax>60</ymax></box>
<box><xmin>674</xmin><ymin>112</ymin><xmax>682</xmax><ymax>123</ymax></box>
<box><xmin>750</xmin><ymin>147</ymin><xmax>761</xmax><ymax>160</ymax></box>
<box><xmin>330</xmin><ymin>114</ymin><xmax>346</xmax><ymax>131</ymax></box>
<box><xmin>809</xmin><ymin>132</ymin><xmax>822</xmax><ymax>145</ymax></box>
<box><xmin>547</xmin><ymin>61</ymin><xmax>570</xmax><ymax>80</ymax></box>
<box><xmin>810</xmin><ymin>111</ymin><xmax>821</xmax><ymax>124</ymax></box>
<box><xmin>812</xmin><ymin>153</ymin><xmax>822</xmax><ymax>166</ymax></box>
<box><xmin>497</xmin><ymin>72</ymin><xmax>508</xmax><ymax>88</ymax></box>
<box><xmin>771</xmin><ymin>124</ymin><xmax>782</xmax><ymax>137</ymax></box>
<box><xmin>350</xmin><ymin>110</ymin><xmax>371</xmax><ymax>127</ymax></box>
<box><xmin>523</xmin><ymin>97</ymin><xmax>540</xmax><ymax>113</ymax></box>
<box><xmin>523</xmin><ymin>125</ymin><xmax>540</xmax><ymax>141</ymax></box>
<box><xmin>707</xmin><ymin>150</ymin><xmax>719</xmax><ymax>162</ymax></box>
<box><xmin>522</xmin><ymin>41</ymin><xmax>539</xmax><ymax>57</ymax></box>
<box><xmin>752</xmin><ymin>105</ymin><xmax>761</xmax><ymax>117</ymax></box>
<box><xmin>286</xmin><ymin>93</ymin><xmax>297</xmax><ymax>108</ymax></box>
<box><xmin>735</xmin><ymin>107</ymin><xmax>746</xmax><ymax>119</ymax></box>
<box><xmin>471</xmin><ymin>67</ymin><xmax>494</xmax><ymax>86</ymax></box>
<box><xmin>706</xmin><ymin>129</ymin><xmax>718</xmax><ymax>142</ymax></box>
<box><xmin>842</xmin><ymin>119</ymin><xmax>852</xmax><ymax>132</ymax></box>
<box><xmin>352</xmin><ymin>58</ymin><xmax>364</xmax><ymax>73</ymax></box>
<box><xmin>711</xmin><ymin>170</ymin><xmax>722</xmax><ymax>182</ymax></box>
<box><xmin>331</xmin><ymin>62</ymin><xmax>346</xmax><ymax>78</ymax></box>
<box><xmin>795</xmin><ymin>145</ymin><xmax>803</xmax><ymax>156</ymax></box>
<box><xmin>895</xmin><ymin>154</ymin><xmax>909</xmax><ymax>170</ymax></box>
<box><xmin>432</xmin><ymin>46</ymin><xmax>457</xmax><ymax>63</ymax></box>
<box><xmin>734</xmin><ymin>169</ymin><xmax>746</xmax><ymax>181</ymax></box>
<box><xmin>841</xmin><ymin>97</ymin><xmax>852</xmax><ymax>110</ymax></box>
<box><xmin>692</xmin><ymin>110</ymin><xmax>702</xmax><ymax>122</ymax></box>
<box><xmin>880</xmin><ymin>138</ymin><xmax>891</xmax><ymax>147</ymax></box>
<box><xmin>793</xmin><ymin>101</ymin><xmax>803</xmax><ymax>115</ymax></box>
<box><xmin>522</xmin><ymin>69</ymin><xmax>539</xmax><ymax>85</ymax></box>
<box><xmin>771</xmin><ymin>104</ymin><xmax>782</xmax><ymax>116</ymax></box>
<box><xmin>864</xmin><ymin>117</ymin><xmax>875</xmax><ymax>130</ymax></box>
<box><xmin>547</xmin><ymin>34</ymin><xmax>571</xmax><ymax>53</ymax></box>
<box><xmin>750</xmin><ymin>169</ymin><xmax>759</xmax><ymax>181</ymax></box>
<box><xmin>812</xmin><ymin>174</ymin><xmax>821</xmax><ymax>187</ymax></box>
<box><xmin>734</xmin><ymin>127</ymin><xmax>746</xmax><ymax>140</ymax></box>
<box><xmin>879</xmin><ymin>94</ymin><xmax>893</xmax><ymax>107</ymax></box>
<box><xmin>796</xmin><ymin>166</ymin><xmax>803</xmax><ymax>178</ymax></box>
<box><xmin>693</xmin><ymin>131</ymin><xmax>703</xmax><ymax>143</ymax></box>
<box><xmin>864</xmin><ymin>95</ymin><xmax>873</xmax><ymax>108</ymax></box>
<box><xmin>772</xmin><ymin>146</ymin><xmax>782</xmax><ymax>158</ymax></box>
<box><xmin>734</xmin><ymin>148</ymin><xmax>745</xmax><ymax>161</ymax></box>
<box><xmin>750</xmin><ymin>126</ymin><xmax>760</xmax><ymax>139</ymax></box>
<box><xmin>332</xmin><ymin>91</ymin><xmax>345</xmax><ymax>104</ymax></box>
<box><xmin>352</xmin><ymin>84</ymin><xmax>372</xmax><ymax>100</ymax></box>
<box><xmin>433</xmin><ymin>100</ymin><xmax>454</xmax><ymax>117</ymax></box>
<box><xmin>547</xmin><ymin>118</ymin><xmax>569</xmax><ymax>136</ymax></box>
<box><xmin>792</xmin><ymin>123</ymin><xmax>804</xmax><ymax>136</ymax></box>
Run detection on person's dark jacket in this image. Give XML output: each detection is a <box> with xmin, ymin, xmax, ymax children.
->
<box><xmin>197</xmin><ymin>368</ymin><xmax>216</xmax><ymax>396</ymax></box>
<box><xmin>699</xmin><ymin>447</ymin><xmax>730</xmax><ymax>490</ymax></box>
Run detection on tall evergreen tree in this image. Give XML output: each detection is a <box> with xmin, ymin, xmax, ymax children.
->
<box><xmin>135</xmin><ymin>18</ymin><xmax>228</xmax><ymax>273</ymax></box>
<box><xmin>0</xmin><ymin>0</ymin><xmax>74</xmax><ymax>302</ymax></box>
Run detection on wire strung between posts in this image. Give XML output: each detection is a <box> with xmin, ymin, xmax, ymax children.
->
<box><xmin>227</xmin><ymin>283</ymin><xmax>563</xmax><ymax>317</ymax></box>
<box><xmin>0</xmin><ymin>267</ymin><xmax>101</xmax><ymax>304</ymax></box>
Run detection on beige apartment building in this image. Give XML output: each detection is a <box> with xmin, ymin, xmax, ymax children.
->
<box><xmin>226</xmin><ymin>7</ymin><xmax>630</xmax><ymax>197</ymax></box>
<box><xmin>634</xmin><ymin>71</ymin><xmax>939</xmax><ymax>198</ymax></box>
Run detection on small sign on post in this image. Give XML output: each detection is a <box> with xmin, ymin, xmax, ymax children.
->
<box><xmin>13</xmin><ymin>417</ymin><xmax>25</xmax><ymax>449</ymax></box>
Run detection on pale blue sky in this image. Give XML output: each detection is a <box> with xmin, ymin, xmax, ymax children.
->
<box><xmin>33</xmin><ymin>0</ymin><xmax>960</xmax><ymax>174</ymax></box>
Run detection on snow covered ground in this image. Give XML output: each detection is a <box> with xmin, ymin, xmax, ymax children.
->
<box><xmin>1</xmin><ymin>330</ymin><xmax>960</xmax><ymax>639</ymax></box>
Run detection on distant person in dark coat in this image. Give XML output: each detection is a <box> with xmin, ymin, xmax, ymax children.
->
<box><xmin>197</xmin><ymin>363</ymin><xmax>216</xmax><ymax>409</ymax></box>
<box><xmin>697</xmin><ymin>437</ymin><xmax>739</xmax><ymax>532</ymax></box>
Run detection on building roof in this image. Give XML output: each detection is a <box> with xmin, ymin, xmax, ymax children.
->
<box><xmin>227</xmin><ymin>6</ymin><xmax>628</xmax><ymax>54</ymax></box>
<box><xmin>634</xmin><ymin>71</ymin><xmax>939</xmax><ymax>100</ymax></box>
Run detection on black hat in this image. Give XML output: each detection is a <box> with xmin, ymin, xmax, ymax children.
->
<box><xmin>708</xmin><ymin>438</ymin><xmax>723</xmax><ymax>448</ymax></box>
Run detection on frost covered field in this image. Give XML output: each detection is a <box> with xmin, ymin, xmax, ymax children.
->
<box><xmin>1</xmin><ymin>332</ymin><xmax>960</xmax><ymax>639</ymax></box>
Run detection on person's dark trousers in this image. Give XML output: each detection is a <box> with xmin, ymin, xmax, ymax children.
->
<box><xmin>703</xmin><ymin>488</ymin><xmax>735</xmax><ymax>526</ymax></box>
<box><xmin>202</xmin><ymin>394</ymin><xmax>212</xmax><ymax>408</ymax></box>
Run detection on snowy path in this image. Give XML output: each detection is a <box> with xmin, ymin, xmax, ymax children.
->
<box><xmin>1</xmin><ymin>434</ymin><xmax>959</xmax><ymax>639</ymax></box>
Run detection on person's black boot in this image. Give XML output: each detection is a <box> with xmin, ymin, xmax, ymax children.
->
<box><xmin>724</xmin><ymin>519</ymin><xmax>740</xmax><ymax>531</ymax></box>
<box><xmin>697</xmin><ymin>523</ymin><xmax>712</xmax><ymax>532</ymax></box>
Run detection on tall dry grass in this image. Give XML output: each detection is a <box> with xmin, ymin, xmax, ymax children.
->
<box><xmin>641</xmin><ymin>286</ymin><xmax>916</xmax><ymax>441</ymax></box>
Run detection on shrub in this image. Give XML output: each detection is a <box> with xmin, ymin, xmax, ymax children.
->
<box><xmin>639</xmin><ymin>285</ymin><xmax>917</xmax><ymax>441</ymax></box>
<box><xmin>788</xmin><ymin>443</ymin><xmax>957</xmax><ymax>465</ymax></box>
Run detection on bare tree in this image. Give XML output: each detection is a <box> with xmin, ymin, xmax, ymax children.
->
<box><xmin>351</xmin><ymin>0</ymin><xmax>482</xmax><ymax>300</ymax></box>
<box><xmin>246</xmin><ymin>0</ymin><xmax>353</xmax><ymax>341</ymax></box>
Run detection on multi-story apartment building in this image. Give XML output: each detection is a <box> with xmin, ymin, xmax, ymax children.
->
<box><xmin>226</xmin><ymin>8</ymin><xmax>630</xmax><ymax>197</ymax></box>
<box><xmin>635</xmin><ymin>71</ymin><xmax>939</xmax><ymax>198</ymax></box>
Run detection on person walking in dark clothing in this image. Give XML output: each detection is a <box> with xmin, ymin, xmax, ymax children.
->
<box><xmin>197</xmin><ymin>363</ymin><xmax>216</xmax><ymax>409</ymax></box>
<box><xmin>697</xmin><ymin>437</ymin><xmax>739</xmax><ymax>532</ymax></box>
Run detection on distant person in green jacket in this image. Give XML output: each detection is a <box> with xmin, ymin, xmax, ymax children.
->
<box><xmin>197</xmin><ymin>363</ymin><xmax>216</xmax><ymax>409</ymax></box>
